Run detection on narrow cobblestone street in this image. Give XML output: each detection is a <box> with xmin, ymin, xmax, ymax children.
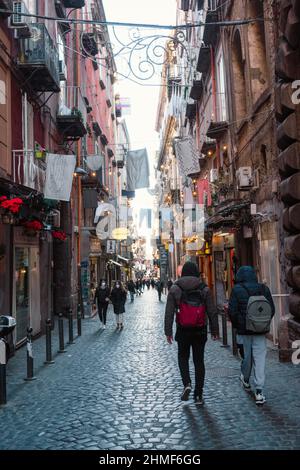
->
<box><xmin>1</xmin><ymin>289</ymin><xmax>300</xmax><ymax>450</ymax></box>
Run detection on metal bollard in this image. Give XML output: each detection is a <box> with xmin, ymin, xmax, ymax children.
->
<box><xmin>221</xmin><ymin>313</ymin><xmax>229</xmax><ymax>348</ymax></box>
<box><xmin>68</xmin><ymin>308</ymin><xmax>75</xmax><ymax>345</ymax></box>
<box><xmin>58</xmin><ymin>313</ymin><xmax>66</xmax><ymax>353</ymax></box>
<box><xmin>44</xmin><ymin>319</ymin><xmax>55</xmax><ymax>364</ymax></box>
<box><xmin>77</xmin><ymin>304</ymin><xmax>82</xmax><ymax>337</ymax></box>
<box><xmin>232</xmin><ymin>326</ymin><xmax>238</xmax><ymax>356</ymax></box>
<box><xmin>24</xmin><ymin>327</ymin><xmax>37</xmax><ymax>381</ymax></box>
<box><xmin>0</xmin><ymin>339</ymin><xmax>7</xmax><ymax>405</ymax></box>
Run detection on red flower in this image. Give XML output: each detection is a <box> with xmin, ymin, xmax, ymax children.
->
<box><xmin>24</xmin><ymin>220</ymin><xmax>43</xmax><ymax>231</ymax></box>
<box><xmin>0</xmin><ymin>197</ymin><xmax>23</xmax><ymax>214</ymax></box>
<box><xmin>52</xmin><ymin>230</ymin><xmax>67</xmax><ymax>241</ymax></box>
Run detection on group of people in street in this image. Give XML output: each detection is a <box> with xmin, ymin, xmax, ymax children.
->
<box><xmin>93</xmin><ymin>259</ymin><xmax>274</xmax><ymax>409</ymax></box>
<box><xmin>93</xmin><ymin>280</ymin><xmax>127</xmax><ymax>330</ymax></box>
<box><xmin>164</xmin><ymin>261</ymin><xmax>275</xmax><ymax>407</ymax></box>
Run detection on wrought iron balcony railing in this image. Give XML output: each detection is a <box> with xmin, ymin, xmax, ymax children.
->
<box><xmin>0</xmin><ymin>0</ymin><xmax>13</xmax><ymax>18</ymax></box>
<box><xmin>57</xmin><ymin>86</ymin><xmax>87</xmax><ymax>139</ymax></box>
<box><xmin>13</xmin><ymin>150</ymin><xmax>46</xmax><ymax>193</ymax></box>
<box><xmin>17</xmin><ymin>23</ymin><xmax>60</xmax><ymax>92</ymax></box>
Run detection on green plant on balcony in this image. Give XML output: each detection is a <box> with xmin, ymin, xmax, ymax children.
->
<box><xmin>86</xmin><ymin>123</ymin><xmax>92</xmax><ymax>136</ymax></box>
<box><xmin>71</xmin><ymin>107</ymin><xmax>83</xmax><ymax>122</ymax></box>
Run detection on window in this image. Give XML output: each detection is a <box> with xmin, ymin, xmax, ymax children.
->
<box><xmin>232</xmin><ymin>30</ymin><xmax>247</xmax><ymax>123</ymax></box>
<box><xmin>247</xmin><ymin>0</ymin><xmax>268</xmax><ymax>103</ymax></box>
<box><xmin>217</xmin><ymin>54</ymin><xmax>227</xmax><ymax>121</ymax></box>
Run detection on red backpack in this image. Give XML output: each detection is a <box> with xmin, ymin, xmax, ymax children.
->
<box><xmin>176</xmin><ymin>287</ymin><xmax>206</xmax><ymax>328</ymax></box>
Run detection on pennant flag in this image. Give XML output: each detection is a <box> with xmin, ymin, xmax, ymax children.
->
<box><xmin>173</xmin><ymin>136</ymin><xmax>200</xmax><ymax>177</ymax></box>
<box><xmin>44</xmin><ymin>154</ymin><xmax>76</xmax><ymax>201</ymax></box>
<box><xmin>126</xmin><ymin>148</ymin><xmax>150</xmax><ymax>191</ymax></box>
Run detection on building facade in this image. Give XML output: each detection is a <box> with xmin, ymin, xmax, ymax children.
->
<box><xmin>155</xmin><ymin>0</ymin><xmax>294</xmax><ymax>356</ymax></box>
<box><xmin>0</xmin><ymin>0</ymin><xmax>131</xmax><ymax>351</ymax></box>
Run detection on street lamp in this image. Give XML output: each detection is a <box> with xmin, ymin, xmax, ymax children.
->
<box><xmin>73</xmin><ymin>166</ymin><xmax>88</xmax><ymax>177</ymax></box>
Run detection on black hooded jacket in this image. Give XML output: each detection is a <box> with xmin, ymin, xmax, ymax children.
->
<box><xmin>164</xmin><ymin>276</ymin><xmax>219</xmax><ymax>337</ymax></box>
<box><xmin>228</xmin><ymin>266</ymin><xmax>275</xmax><ymax>335</ymax></box>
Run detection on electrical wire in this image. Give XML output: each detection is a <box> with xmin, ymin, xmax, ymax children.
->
<box><xmin>0</xmin><ymin>8</ymin><xmax>265</xmax><ymax>29</ymax></box>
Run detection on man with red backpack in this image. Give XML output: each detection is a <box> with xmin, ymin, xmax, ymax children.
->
<box><xmin>164</xmin><ymin>261</ymin><xmax>219</xmax><ymax>405</ymax></box>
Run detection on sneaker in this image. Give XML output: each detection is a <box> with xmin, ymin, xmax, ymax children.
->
<box><xmin>103</xmin><ymin>325</ymin><xmax>106</xmax><ymax>330</ymax></box>
<box><xmin>194</xmin><ymin>395</ymin><xmax>204</xmax><ymax>406</ymax></box>
<box><xmin>240</xmin><ymin>373</ymin><xmax>251</xmax><ymax>391</ymax></box>
<box><xmin>255</xmin><ymin>390</ymin><xmax>266</xmax><ymax>405</ymax></box>
<box><xmin>181</xmin><ymin>384</ymin><xmax>192</xmax><ymax>401</ymax></box>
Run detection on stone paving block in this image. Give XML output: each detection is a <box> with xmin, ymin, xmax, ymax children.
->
<box><xmin>1</xmin><ymin>289</ymin><xmax>300</xmax><ymax>450</ymax></box>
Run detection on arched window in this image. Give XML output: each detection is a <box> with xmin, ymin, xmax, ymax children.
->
<box><xmin>247</xmin><ymin>0</ymin><xmax>268</xmax><ymax>103</ymax></box>
<box><xmin>232</xmin><ymin>30</ymin><xmax>247</xmax><ymax>123</ymax></box>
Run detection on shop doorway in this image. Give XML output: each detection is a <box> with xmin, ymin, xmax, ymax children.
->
<box><xmin>13</xmin><ymin>246</ymin><xmax>41</xmax><ymax>344</ymax></box>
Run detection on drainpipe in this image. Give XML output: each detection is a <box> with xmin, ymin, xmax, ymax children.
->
<box><xmin>74</xmin><ymin>8</ymin><xmax>84</xmax><ymax>314</ymax></box>
<box><xmin>24</xmin><ymin>91</ymin><xmax>29</xmax><ymax>185</ymax></box>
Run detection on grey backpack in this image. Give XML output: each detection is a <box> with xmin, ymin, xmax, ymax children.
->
<box><xmin>242</xmin><ymin>285</ymin><xmax>273</xmax><ymax>333</ymax></box>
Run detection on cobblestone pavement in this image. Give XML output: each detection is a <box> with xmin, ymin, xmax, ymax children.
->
<box><xmin>1</xmin><ymin>288</ymin><xmax>300</xmax><ymax>450</ymax></box>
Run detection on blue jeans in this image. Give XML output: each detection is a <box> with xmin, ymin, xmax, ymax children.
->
<box><xmin>240</xmin><ymin>335</ymin><xmax>267</xmax><ymax>390</ymax></box>
<box><xmin>130</xmin><ymin>292</ymin><xmax>134</xmax><ymax>302</ymax></box>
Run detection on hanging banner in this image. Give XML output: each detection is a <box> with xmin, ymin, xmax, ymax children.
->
<box><xmin>44</xmin><ymin>154</ymin><xmax>76</xmax><ymax>201</ymax></box>
<box><xmin>86</xmin><ymin>155</ymin><xmax>104</xmax><ymax>171</ymax></box>
<box><xmin>173</xmin><ymin>136</ymin><xmax>200</xmax><ymax>177</ymax></box>
<box><xmin>126</xmin><ymin>148</ymin><xmax>150</xmax><ymax>191</ymax></box>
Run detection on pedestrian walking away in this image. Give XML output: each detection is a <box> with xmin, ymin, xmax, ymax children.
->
<box><xmin>156</xmin><ymin>279</ymin><xmax>164</xmax><ymax>301</ymax></box>
<box><xmin>164</xmin><ymin>261</ymin><xmax>219</xmax><ymax>405</ymax></box>
<box><xmin>167</xmin><ymin>279</ymin><xmax>173</xmax><ymax>292</ymax></box>
<box><xmin>110</xmin><ymin>281</ymin><xmax>127</xmax><ymax>330</ymax></box>
<box><xmin>228</xmin><ymin>266</ymin><xmax>275</xmax><ymax>405</ymax></box>
<box><xmin>93</xmin><ymin>280</ymin><xmax>110</xmax><ymax>329</ymax></box>
<box><xmin>127</xmin><ymin>279</ymin><xmax>136</xmax><ymax>302</ymax></box>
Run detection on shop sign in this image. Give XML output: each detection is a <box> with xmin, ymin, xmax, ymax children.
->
<box><xmin>90</xmin><ymin>238</ymin><xmax>101</xmax><ymax>254</ymax></box>
<box><xmin>13</xmin><ymin>227</ymin><xmax>39</xmax><ymax>246</ymax></box>
<box><xmin>224</xmin><ymin>233</ymin><xmax>235</xmax><ymax>248</ymax></box>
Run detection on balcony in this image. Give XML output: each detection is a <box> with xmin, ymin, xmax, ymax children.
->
<box><xmin>82</xmin><ymin>33</ymin><xmax>98</xmax><ymax>57</ymax></box>
<box><xmin>13</xmin><ymin>150</ymin><xmax>46</xmax><ymax>193</ymax></box>
<box><xmin>206</xmin><ymin>92</ymin><xmax>228</xmax><ymax>139</ymax></box>
<box><xmin>0</xmin><ymin>0</ymin><xmax>13</xmax><ymax>18</ymax></box>
<box><xmin>190</xmin><ymin>80</ymin><xmax>203</xmax><ymax>101</ymax></box>
<box><xmin>17</xmin><ymin>24</ymin><xmax>60</xmax><ymax>92</ymax></box>
<box><xmin>62</xmin><ymin>0</ymin><xmax>85</xmax><ymax>7</ymax></box>
<box><xmin>57</xmin><ymin>86</ymin><xmax>87</xmax><ymax>139</ymax></box>
<box><xmin>55</xmin><ymin>1</ymin><xmax>71</xmax><ymax>34</ymax></box>
<box><xmin>82</xmin><ymin>154</ymin><xmax>105</xmax><ymax>189</ymax></box>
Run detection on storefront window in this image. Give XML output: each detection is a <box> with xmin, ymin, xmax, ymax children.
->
<box><xmin>15</xmin><ymin>247</ymin><xmax>30</xmax><ymax>343</ymax></box>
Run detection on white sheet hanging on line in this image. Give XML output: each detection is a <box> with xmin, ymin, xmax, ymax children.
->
<box><xmin>44</xmin><ymin>154</ymin><xmax>76</xmax><ymax>201</ymax></box>
<box><xmin>126</xmin><ymin>148</ymin><xmax>150</xmax><ymax>191</ymax></box>
<box><xmin>173</xmin><ymin>136</ymin><xmax>200</xmax><ymax>177</ymax></box>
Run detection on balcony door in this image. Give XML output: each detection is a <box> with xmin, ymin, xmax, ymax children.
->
<box><xmin>0</xmin><ymin>29</ymin><xmax>11</xmax><ymax>175</ymax></box>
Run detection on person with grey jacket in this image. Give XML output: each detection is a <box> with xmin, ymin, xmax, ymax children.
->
<box><xmin>164</xmin><ymin>261</ymin><xmax>219</xmax><ymax>405</ymax></box>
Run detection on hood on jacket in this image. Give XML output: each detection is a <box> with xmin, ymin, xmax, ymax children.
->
<box><xmin>175</xmin><ymin>276</ymin><xmax>205</xmax><ymax>291</ymax></box>
<box><xmin>235</xmin><ymin>266</ymin><xmax>258</xmax><ymax>284</ymax></box>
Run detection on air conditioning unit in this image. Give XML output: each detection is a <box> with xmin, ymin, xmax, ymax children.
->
<box><xmin>236</xmin><ymin>166</ymin><xmax>253</xmax><ymax>189</ymax></box>
<box><xmin>59</xmin><ymin>59</ymin><xmax>67</xmax><ymax>81</ymax></box>
<box><xmin>10</xmin><ymin>1</ymin><xmax>31</xmax><ymax>27</ymax></box>
<box><xmin>209</xmin><ymin>168</ymin><xmax>218</xmax><ymax>183</ymax></box>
